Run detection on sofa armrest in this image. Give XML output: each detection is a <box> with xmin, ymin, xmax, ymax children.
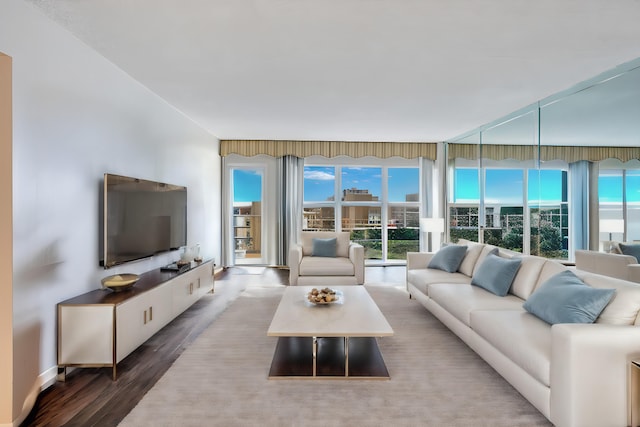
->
<box><xmin>551</xmin><ymin>323</ymin><xmax>640</xmax><ymax>427</ymax></box>
<box><xmin>628</xmin><ymin>264</ymin><xmax>640</xmax><ymax>283</ymax></box>
<box><xmin>406</xmin><ymin>252</ymin><xmax>434</xmax><ymax>271</ymax></box>
<box><xmin>349</xmin><ymin>243</ymin><xmax>365</xmax><ymax>285</ymax></box>
<box><xmin>288</xmin><ymin>244</ymin><xmax>303</xmax><ymax>286</ymax></box>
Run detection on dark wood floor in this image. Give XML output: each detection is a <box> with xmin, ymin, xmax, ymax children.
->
<box><xmin>21</xmin><ymin>265</ymin><xmax>405</xmax><ymax>427</ymax></box>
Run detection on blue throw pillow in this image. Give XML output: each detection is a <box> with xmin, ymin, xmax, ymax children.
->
<box><xmin>619</xmin><ymin>243</ymin><xmax>640</xmax><ymax>263</ymax></box>
<box><xmin>428</xmin><ymin>245</ymin><xmax>467</xmax><ymax>273</ymax></box>
<box><xmin>471</xmin><ymin>253</ymin><xmax>522</xmax><ymax>296</ymax></box>
<box><xmin>311</xmin><ymin>237</ymin><xmax>337</xmax><ymax>257</ymax></box>
<box><xmin>523</xmin><ymin>270</ymin><xmax>615</xmax><ymax>325</ymax></box>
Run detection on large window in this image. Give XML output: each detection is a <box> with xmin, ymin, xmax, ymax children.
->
<box><xmin>450</xmin><ymin>165</ymin><xmax>568</xmax><ymax>259</ymax></box>
<box><xmin>303</xmin><ymin>162</ymin><xmax>421</xmax><ymax>262</ymax></box>
<box><xmin>599</xmin><ymin>166</ymin><xmax>640</xmax><ymax>245</ymax></box>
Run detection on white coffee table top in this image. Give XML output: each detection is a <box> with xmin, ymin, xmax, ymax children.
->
<box><xmin>267</xmin><ymin>286</ymin><xmax>394</xmax><ymax>337</ymax></box>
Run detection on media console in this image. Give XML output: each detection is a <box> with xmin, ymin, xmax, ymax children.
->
<box><xmin>57</xmin><ymin>259</ymin><xmax>214</xmax><ymax>380</ymax></box>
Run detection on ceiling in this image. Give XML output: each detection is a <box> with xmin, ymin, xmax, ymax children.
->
<box><xmin>24</xmin><ymin>0</ymin><xmax>640</xmax><ymax>142</ymax></box>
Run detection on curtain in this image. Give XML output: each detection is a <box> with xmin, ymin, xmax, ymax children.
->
<box><xmin>588</xmin><ymin>162</ymin><xmax>600</xmax><ymax>251</ymax></box>
<box><xmin>221</xmin><ymin>140</ymin><xmax>437</xmax><ymax>160</ymax></box>
<box><xmin>276</xmin><ymin>156</ymin><xmax>304</xmax><ymax>266</ymax></box>
<box><xmin>221</xmin><ymin>157</ymin><xmax>233</xmax><ymax>267</ymax></box>
<box><xmin>569</xmin><ymin>161</ymin><xmax>590</xmax><ymax>257</ymax></box>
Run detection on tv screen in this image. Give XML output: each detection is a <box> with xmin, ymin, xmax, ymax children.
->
<box><xmin>101</xmin><ymin>173</ymin><xmax>187</xmax><ymax>268</ymax></box>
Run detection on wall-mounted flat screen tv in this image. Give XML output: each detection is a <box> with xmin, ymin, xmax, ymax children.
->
<box><xmin>101</xmin><ymin>173</ymin><xmax>187</xmax><ymax>268</ymax></box>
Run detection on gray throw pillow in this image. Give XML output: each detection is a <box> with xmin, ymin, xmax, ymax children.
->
<box><xmin>428</xmin><ymin>245</ymin><xmax>467</xmax><ymax>273</ymax></box>
<box><xmin>619</xmin><ymin>243</ymin><xmax>640</xmax><ymax>263</ymax></box>
<box><xmin>523</xmin><ymin>270</ymin><xmax>615</xmax><ymax>325</ymax></box>
<box><xmin>471</xmin><ymin>253</ymin><xmax>522</xmax><ymax>296</ymax></box>
<box><xmin>311</xmin><ymin>237</ymin><xmax>337</xmax><ymax>257</ymax></box>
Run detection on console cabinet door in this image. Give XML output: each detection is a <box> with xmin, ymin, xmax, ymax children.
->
<box><xmin>196</xmin><ymin>263</ymin><xmax>214</xmax><ymax>297</ymax></box>
<box><xmin>115</xmin><ymin>283</ymin><xmax>172</xmax><ymax>363</ymax></box>
<box><xmin>58</xmin><ymin>304</ymin><xmax>114</xmax><ymax>365</ymax></box>
<box><xmin>172</xmin><ymin>268</ymin><xmax>201</xmax><ymax>316</ymax></box>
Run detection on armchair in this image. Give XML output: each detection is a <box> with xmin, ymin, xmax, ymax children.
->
<box><xmin>288</xmin><ymin>231</ymin><xmax>365</xmax><ymax>286</ymax></box>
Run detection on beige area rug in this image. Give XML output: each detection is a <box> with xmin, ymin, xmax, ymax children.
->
<box><xmin>119</xmin><ymin>284</ymin><xmax>552</xmax><ymax>427</ymax></box>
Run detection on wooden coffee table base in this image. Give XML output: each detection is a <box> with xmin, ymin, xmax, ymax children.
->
<box><xmin>268</xmin><ymin>336</ymin><xmax>390</xmax><ymax>379</ymax></box>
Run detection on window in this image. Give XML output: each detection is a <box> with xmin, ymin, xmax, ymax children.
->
<box><xmin>303</xmin><ymin>162</ymin><xmax>421</xmax><ymax>262</ymax></box>
<box><xmin>528</xmin><ymin>169</ymin><xmax>568</xmax><ymax>259</ymax></box>
<box><xmin>598</xmin><ymin>167</ymin><xmax>640</xmax><ymax>245</ymax></box>
<box><xmin>450</xmin><ymin>165</ymin><xmax>568</xmax><ymax>259</ymax></box>
<box><xmin>303</xmin><ymin>166</ymin><xmax>336</xmax><ymax>231</ymax></box>
<box><xmin>232</xmin><ymin>168</ymin><xmax>263</xmax><ymax>264</ymax></box>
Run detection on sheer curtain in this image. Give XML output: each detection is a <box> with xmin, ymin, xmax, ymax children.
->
<box><xmin>569</xmin><ymin>160</ymin><xmax>590</xmax><ymax>257</ymax></box>
<box><xmin>277</xmin><ymin>156</ymin><xmax>304</xmax><ymax>266</ymax></box>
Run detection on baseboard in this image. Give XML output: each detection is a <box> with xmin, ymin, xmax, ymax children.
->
<box><xmin>39</xmin><ymin>365</ymin><xmax>59</xmax><ymax>391</ymax></box>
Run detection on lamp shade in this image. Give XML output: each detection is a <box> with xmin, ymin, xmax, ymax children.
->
<box><xmin>599</xmin><ymin>219</ymin><xmax>624</xmax><ymax>234</ymax></box>
<box><xmin>420</xmin><ymin>218</ymin><xmax>445</xmax><ymax>233</ymax></box>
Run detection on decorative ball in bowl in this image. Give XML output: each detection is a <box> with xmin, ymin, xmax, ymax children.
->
<box><xmin>307</xmin><ymin>287</ymin><xmax>339</xmax><ymax>305</ymax></box>
<box><xmin>101</xmin><ymin>274</ymin><xmax>140</xmax><ymax>292</ymax></box>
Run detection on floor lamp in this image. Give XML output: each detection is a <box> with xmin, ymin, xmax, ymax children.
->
<box><xmin>420</xmin><ymin>218</ymin><xmax>445</xmax><ymax>252</ymax></box>
<box><xmin>599</xmin><ymin>219</ymin><xmax>624</xmax><ymax>253</ymax></box>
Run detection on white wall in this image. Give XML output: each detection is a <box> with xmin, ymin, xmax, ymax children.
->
<box><xmin>0</xmin><ymin>1</ymin><xmax>221</xmax><ymax>424</ymax></box>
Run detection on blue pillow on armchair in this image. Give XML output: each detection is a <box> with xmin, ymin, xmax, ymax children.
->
<box><xmin>311</xmin><ymin>237</ymin><xmax>337</xmax><ymax>257</ymax></box>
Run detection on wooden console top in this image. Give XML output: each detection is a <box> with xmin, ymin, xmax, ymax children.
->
<box><xmin>59</xmin><ymin>260</ymin><xmax>212</xmax><ymax>306</ymax></box>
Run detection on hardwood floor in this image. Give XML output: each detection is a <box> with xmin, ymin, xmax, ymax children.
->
<box><xmin>21</xmin><ymin>265</ymin><xmax>405</xmax><ymax>427</ymax></box>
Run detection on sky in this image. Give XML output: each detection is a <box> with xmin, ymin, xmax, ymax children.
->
<box><xmin>233</xmin><ymin>166</ymin><xmax>638</xmax><ymax>205</ymax></box>
<box><xmin>233</xmin><ymin>169</ymin><xmax>262</xmax><ymax>202</ymax></box>
<box><xmin>302</xmin><ymin>166</ymin><xmax>419</xmax><ymax>202</ymax></box>
<box><xmin>454</xmin><ymin>169</ymin><xmax>565</xmax><ymax>204</ymax></box>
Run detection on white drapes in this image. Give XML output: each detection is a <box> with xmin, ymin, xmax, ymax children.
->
<box><xmin>276</xmin><ymin>156</ymin><xmax>304</xmax><ymax>266</ymax></box>
<box><xmin>221</xmin><ymin>156</ymin><xmax>233</xmax><ymax>267</ymax></box>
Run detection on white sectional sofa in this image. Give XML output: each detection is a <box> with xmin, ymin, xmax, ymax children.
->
<box><xmin>407</xmin><ymin>240</ymin><xmax>640</xmax><ymax>427</ymax></box>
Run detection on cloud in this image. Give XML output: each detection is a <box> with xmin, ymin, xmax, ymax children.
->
<box><xmin>304</xmin><ymin>170</ymin><xmax>334</xmax><ymax>181</ymax></box>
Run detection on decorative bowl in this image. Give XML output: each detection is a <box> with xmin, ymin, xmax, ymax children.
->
<box><xmin>101</xmin><ymin>273</ymin><xmax>140</xmax><ymax>292</ymax></box>
<box><xmin>307</xmin><ymin>287</ymin><xmax>340</xmax><ymax>305</ymax></box>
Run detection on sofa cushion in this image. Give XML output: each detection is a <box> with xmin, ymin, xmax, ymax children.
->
<box><xmin>428</xmin><ymin>283</ymin><xmax>524</xmax><ymax>327</ymax></box>
<box><xmin>470</xmin><ymin>310</ymin><xmax>551</xmax><ymax>387</ymax></box>
<box><xmin>574</xmin><ymin>270</ymin><xmax>640</xmax><ymax>325</ymax></box>
<box><xmin>428</xmin><ymin>245</ymin><xmax>467</xmax><ymax>273</ymax></box>
<box><xmin>299</xmin><ymin>256</ymin><xmax>355</xmax><ymax>276</ymax></box>
<box><xmin>311</xmin><ymin>237</ymin><xmax>336</xmax><ymax>257</ymax></box>
<box><xmin>457</xmin><ymin>242</ymin><xmax>484</xmax><ymax>277</ymax></box>
<box><xmin>471</xmin><ymin>254</ymin><xmax>522</xmax><ymax>296</ymax></box>
<box><xmin>620</xmin><ymin>243</ymin><xmax>640</xmax><ymax>262</ymax></box>
<box><xmin>509</xmin><ymin>255</ymin><xmax>548</xmax><ymax>300</ymax></box>
<box><xmin>523</xmin><ymin>270</ymin><xmax>615</xmax><ymax>325</ymax></box>
<box><xmin>407</xmin><ymin>269</ymin><xmax>472</xmax><ymax>291</ymax></box>
<box><xmin>534</xmin><ymin>259</ymin><xmax>568</xmax><ymax>291</ymax></box>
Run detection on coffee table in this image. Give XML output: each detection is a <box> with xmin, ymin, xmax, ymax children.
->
<box><xmin>267</xmin><ymin>286</ymin><xmax>394</xmax><ymax>379</ymax></box>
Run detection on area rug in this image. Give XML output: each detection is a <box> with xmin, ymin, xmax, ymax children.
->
<box><xmin>119</xmin><ymin>284</ymin><xmax>551</xmax><ymax>427</ymax></box>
